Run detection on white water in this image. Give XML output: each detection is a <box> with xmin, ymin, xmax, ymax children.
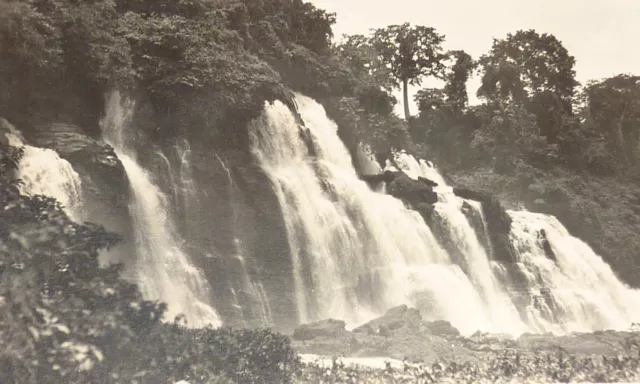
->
<box><xmin>509</xmin><ymin>210</ymin><xmax>640</xmax><ymax>333</ymax></box>
<box><xmin>250</xmin><ymin>94</ymin><xmax>522</xmax><ymax>334</ymax></box>
<box><xmin>101</xmin><ymin>91</ymin><xmax>221</xmax><ymax>328</ymax></box>
<box><xmin>393</xmin><ymin>152</ymin><xmax>640</xmax><ymax>334</ymax></box>
<box><xmin>6</xmin><ymin>128</ymin><xmax>84</xmax><ymax>220</ymax></box>
<box><xmin>392</xmin><ymin>153</ymin><xmax>527</xmax><ymax>334</ymax></box>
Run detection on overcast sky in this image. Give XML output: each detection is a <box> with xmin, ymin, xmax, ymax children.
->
<box><xmin>309</xmin><ymin>0</ymin><xmax>640</xmax><ymax>112</ymax></box>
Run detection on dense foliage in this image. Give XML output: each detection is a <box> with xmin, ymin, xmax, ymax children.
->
<box><xmin>297</xmin><ymin>350</ymin><xmax>640</xmax><ymax>383</ymax></box>
<box><xmin>0</xmin><ymin>0</ymin><xmax>340</xmax><ymax>145</ymax></box>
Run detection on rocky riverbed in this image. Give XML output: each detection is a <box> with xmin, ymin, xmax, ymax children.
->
<box><xmin>291</xmin><ymin>305</ymin><xmax>640</xmax><ymax>365</ymax></box>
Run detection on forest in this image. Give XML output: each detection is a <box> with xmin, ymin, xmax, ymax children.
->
<box><xmin>1</xmin><ymin>0</ymin><xmax>639</xmax><ymax>382</ymax></box>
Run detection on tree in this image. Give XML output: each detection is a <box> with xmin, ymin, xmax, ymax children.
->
<box><xmin>371</xmin><ymin>23</ymin><xmax>446</xmax><ymax>121</ymax></box>
<box><xmin>334</xmin><ymin>34</ymin><xmax>394</xmax><ymax>91</ymax></box>
<box><xmin>584</xmin><ymin>74</ymin><xmax>640</xmax><ymax>167</ymax></box>
<box><xmin>443</xmin><ymin>50</ymin><xmax>475</xmax><ymax>113</ymax></box>
<box><xmin>477</xmin><ymin>30</ymin><xmax>579</xmax><ymax>142</ymax></box>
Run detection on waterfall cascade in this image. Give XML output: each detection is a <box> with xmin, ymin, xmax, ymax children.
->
<box><xmin>5</xmin><ymin>88</ymin><xmax>638</xmax><ymax>336</ymax></box>
<box><xmin>252</xmin><ymin>95</ymin><xmax>512</xmax><ymax>333</ymax></box>
<box><xmin>250</xmin><ymin>94</ymin><xmax>639</xmax><ymax>335</ymax></box>
<box><xmin>391</xmin><ymin>152</ymin><xmax>640</xmax><ymax>335</ymax></box>
<box><xmin>101</xmin><ymin>91</ymin><xmax>221</xmax><ymax>328</ymax></box>
<box><xmin>5</xmin><ymin>128</ymin><xmax>84</xmax><ymax>221</ymax></box>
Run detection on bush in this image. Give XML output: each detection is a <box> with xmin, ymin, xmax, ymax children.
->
<box><xmin>296</xmin><ymin>350</ymin><xmax>640</xmax><ymax>383</ymax></box>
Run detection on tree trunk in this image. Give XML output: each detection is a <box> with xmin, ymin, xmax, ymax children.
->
<box><xmin>403</xmin><ymin>78</ymin><xmax>411</xmax><ymax>122</ymax></box>
<box><xmin>616</xmin><ymin>120</ymin><xmax>631</xmax><ymax>166</ymax></box>
<box><xmin>616</xmin><ymin>108</ymin><xmax>630</xmax><ymax>166</ymax></box>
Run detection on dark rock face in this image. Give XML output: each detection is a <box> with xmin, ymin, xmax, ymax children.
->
<box><xmin>418</xmin><ymin>177</ymin><xmax>438</xmax><ymax>188</ymax></box>
<box><xmin>359</xmin><ymin>170</ymin><xmax>397</xmax><ymax>188</ymax></box>
<box><xmin>149</xmin><ymin>140</ymin><xmax>297</xmax><ymax>332</ymax></box>
<box><xmin>423</xmin><ymin>320</ymin><xmax>461</xmax><ymax>337</ymax></box>
<box><xmin>387</xmin><ymin>172</ymin><xmax>438</xmax><ymax>205</ymax></box>
<box><xmin>11</xmin><ymin>121</ymin><xmax>135</xmax><ymax>266</ymax></box>
<box><xmin>26</xmin><ymin>123</ymin><xmax>129</xmax><ymax>209</ymax></box>
<box><xmin>292</xmin><ymin>319</ymin><xmax>348</xmax><ymax>340</ymax></box>
<box><xmin>453</xmin><ymin>187</ymin><xmax>517</xmax><ymax>264</ymax></box>
<box><xmin>353</xmin><ymin>305</ymin><xmax>422</xmax><ymax>336</ymax></box>
<box><xmin>538</xmin><ymin>229</ymin><xmax>557</xmax><ymax>262</ymax></box>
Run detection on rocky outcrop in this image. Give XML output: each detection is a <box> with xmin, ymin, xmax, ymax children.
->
<box><xmin>25</xmin><ymin>123</ymin><xmax>129</xmax><ymax>211</ymax></box>
<box><xmin>292</xmin><ymin>309</ymin><xmax>636</xmax><ymax>365</ymax></box>
<box><xmin>387</xmin><ymin>172</ymin><xmax>438</xmax><ymax>205</ymax></box>
<box><xmin>2</xmin><ymin>120</ymin><xmax>134</xmax><ymax>265</ymax></box>
<box><xmin>424</xmin><ymin>320</ymin><xmax>461</xmax><ymax>337</ymax></box>
<box><xmin>353</xmin><ymin>305</ymin><xmax>422</xmax><ymax>336</ymax></box>
<box><xmin>453</xmin><ymin>187</ymin><xmax>517</xmax><ymax>264</ymax></box>
<box><xmin>293</xmin><ymin>319</ymin><xmax>349</xmax><ymax>340</ymax></box>
<box><xmin>359</xmin><ymin>170</ymin><xmax>396</xmax><ymax>188</ymax></box>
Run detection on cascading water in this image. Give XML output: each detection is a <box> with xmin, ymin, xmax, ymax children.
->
<box><xmin>250</xmin><ymin>94</ymin><xmax>524</xmax><ymax>334</ymax></box>
<box><xmin>509</xmin><ymin>211</ymin><xmax>640</xmax><ymax>333</ymax></box>
<box><xmin>392</xmin><ymin>152</ymin><xmax>640</xmax><ymax>334</ymax></box>
<box><xmin>100</xmin><ymin>91</ymin><xmax>221</xmax><ymax>328</ymax></box>
<box><xmin>391</xmin><ymin>153</ymin><xmax>527</xmax><ymax>334</ymax></box>
<box><xmin>6</xmin><ymin>128</ymin><xmax>84</xmax><ymax>220</ymax></box>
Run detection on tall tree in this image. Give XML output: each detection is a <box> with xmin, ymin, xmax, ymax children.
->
<box><xmin>585</xmin><ymin>74</ymin><xmax>640</xmax><ymax>167</ymax></box>
<box><xmin>443</xmin><ymin>50</ymin><xmax>475</xmax><ymax>113</ymax></box>
<box><xmin>335</xmin><ymin>34</ymin><xmax>394</xmax><ymax>91</ymax></box>
<box><xmin>477</xmin><ymin>30</ymin><xmax>579</xmax><ymax>142</ymax></box>
<box><xmin>371</xmin><ymin>23</ymin><xmax>446</xmax><ymax>121</ymax></box>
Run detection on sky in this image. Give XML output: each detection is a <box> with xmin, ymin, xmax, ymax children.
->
<box><xmin>309</xmin><ymin>0</ymin><xmax>640</xmax><ymax>113</ymax></box>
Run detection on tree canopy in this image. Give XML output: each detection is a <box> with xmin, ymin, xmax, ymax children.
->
<box><xmin>371</xmin><ymin>23</ymin><xmax>446</xmax><ymax>121</ymax></box>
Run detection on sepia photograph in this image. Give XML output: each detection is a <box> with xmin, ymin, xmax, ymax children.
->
<box><xmin>1</xmin><ymin>0</ymin><xmax>639</xmax><ymax>382</ymax></box>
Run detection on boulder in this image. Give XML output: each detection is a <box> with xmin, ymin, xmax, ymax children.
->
<box><xmin>360</xmin><ymin>170</ymin><xmax>397</xmax><ymax>186</ymax></box>
<box><xmin>423</xmin><ymin>320</ymin><xmax>460</xmax><ymax>338</ymax></box>
<box><xmin>387</xmin><ymin>173</ymin><xmax>438</xmax><ymax>205</ymax></box>
<box><xmin>353</xmin><ymin>305</ymin><xmax>422</xmax><ymax>336</ymax></box>
<box><xmin>418</xmin><ymin>177</ymin><xmax>438</xmax><ymax>188</ymax></box>
<box><xmin>292</xmin><ymin>319</ymin><xmax>348</xmax><ymax>340</ymax></box>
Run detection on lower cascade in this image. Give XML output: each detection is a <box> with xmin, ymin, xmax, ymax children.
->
<box><xmin>9</xmin><ymin>131</ymin><xmax>84</xmax><ymax>221</ymax></box>
<box><xmin>250</xmin><ymin>94</ymin><xmax>639</xmax><ymax>335</ymax></box>
<box><xmin>391</xmin><ymin>152</ymin><xmax>640</xmax><ymax>335</ymax></box>
<box><xmin>100</xmin><ymin>91</ymin><xmax>221</xmax><ymax>328</ymax></box>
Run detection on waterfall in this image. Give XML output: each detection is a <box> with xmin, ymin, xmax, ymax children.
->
<box><xmin>100</xmin><ymin>91</ymin><xmax>221</xmax><ymax>328</ymax></box>
<box><xmin>394</xmin><ymin>152</ymin><xmax>640</xmax><ymax>334</ymax></box>
<box><xmin>7</xmin><ymin>129</ymin><xmax>84</xmax><ymax>221</ymax></box>
<box><xmin>249</xmin><ymin>94</ymin><xmax>521</xmax><ymax>334</ymax></box>
<box><xmin>392</xmin><ymin>153</ymin><xmax>527</xmax><ymax>334</ymax></box>
<box><xmin>509</xmin><ymin>211</ymin><xmax>640</xmax><ymax>333</ymax></box>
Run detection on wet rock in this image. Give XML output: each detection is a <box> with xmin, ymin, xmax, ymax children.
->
<box><xmin>293</xmin><ymin>319</ymin><xmax>348</xmax><ymax>341</ymax></box>
<box><xmin>423</xmin><ymin>320</ymin><xmax>460</xmax><ymax>338</ymax></box>
<box><xmin>418</xmin><ymin>177</ymin><xmax>438</xmax><ymax>188</ymax></box>
<box><xmin>387</xmin><ymin>173</ymin><xmax>438</xmax><ymax>205</ymax></box>
<box><xmin>24</xmin><ymin>123</ymin><xmax>129</xmax><ymax>212</ymax></box>
<box><xmin>353</xmin><ymin>305</ymin><xmax>422</xmax><ymax>336</ymax></box>
<box><xmin>17</xmin><ymin>122</ymin><xmax>134</xmax><ymax>266</ymax></box>
<box><xmin>538</xmin><ymin>229</ymin><xmax>557</xmax><ymax>262</ymax></box>
<box><xmin>453</xmin><ymin>187</ymin><xmax>516</xmax><ymax>263</ymax></box>
<box><xmin>360</xmin><ymin>170</ymin><xmax>397</xmax><ymax>188</ymax></box>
